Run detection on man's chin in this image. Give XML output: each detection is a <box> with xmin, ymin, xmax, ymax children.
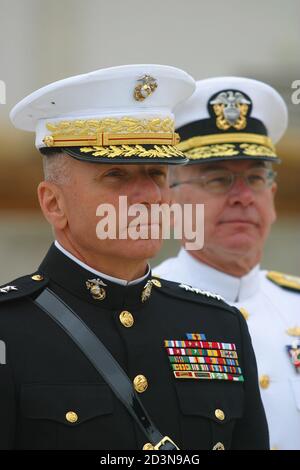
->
<box><xmin>220</xmin><ymin>235</ymin><xmax>258</xmax><ymax>253</ymax></box>
<box><xmin>118</xmin><ymin>238</ymin><xmax>164</xmax><ymax>260</ymax></box>
<box><xmin>217</xmin><ymin>224</ymin><xmax>259</xmax><ymax>246</ymax></box>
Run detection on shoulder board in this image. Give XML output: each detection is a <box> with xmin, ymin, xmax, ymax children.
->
<box><xmin>151</xmin><ymin>277</ymin><xmax>236</xmax><ymax>313</ymax></box>
<box><xmin>0</xmin><ymin>272</ymin><xmax>49</xmax><ymax>304</ymax></box>
<box><xmin>266</xmin><ymin>271</ymin><xmax>300</xmax><ymax>293</ymax></box>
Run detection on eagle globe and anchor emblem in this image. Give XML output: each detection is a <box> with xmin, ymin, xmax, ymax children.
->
<box><xmin>134</xmin><ymin>75</ymin><xmax>158</xmax><ymax>102</ymax></box>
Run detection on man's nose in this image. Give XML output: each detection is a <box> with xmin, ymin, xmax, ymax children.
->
<box><xmin>227</xmin><ymin>176</ymin><xmax>255</xmax><ymax>207</ymax></box>
<box><xmin>129</xmin><ymin>174</ymin><xmax>165</xmax><ymax>206</ymax></box>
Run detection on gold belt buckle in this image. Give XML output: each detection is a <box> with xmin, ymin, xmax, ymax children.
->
<box><xmin>154</xmin><ymin>436</ymin><xmax>180</xmax><ymax>450</ymax></box>
<box><xmin>143</xmin><ymin>436</ymin><xmax>179</xmax><ymax>450</ymax></box>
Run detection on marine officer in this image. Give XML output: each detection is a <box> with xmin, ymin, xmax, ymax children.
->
<box><xmin>0</xmin><ymin>67</ymin><xmax>268</xmax><ymax>450</ymax></box>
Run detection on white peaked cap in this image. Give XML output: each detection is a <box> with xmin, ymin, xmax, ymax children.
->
<box><xmin>10</xmin><ymin>64</ymin><xmax>196</xmax><ymax>164</ymax></box>
<box><xmin>175</xmin><ymin>77</ymin><xmax>288</xmax><ymax>163</ymax></box>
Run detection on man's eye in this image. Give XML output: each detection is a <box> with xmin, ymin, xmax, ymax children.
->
<box><xmin>248</xmin><ymin>174</ymin><xmax>265</xmax><ymax>182</ymax></box>
<box><xmin>206</xmin><ymin>176</ymin><xmax>230</xmax><ymax>186</ymax></box>
<box><xmin>104</xmin><ymin>171</ymin><xmax>125</xmax><ymax>178</ymax></box>
<box><xmin>150</xmin><ymin>170</ymin><xmax>167</xmax><ymax>179</ymax></box>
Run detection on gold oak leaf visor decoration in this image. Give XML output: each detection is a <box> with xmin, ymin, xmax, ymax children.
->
<box><xmin>42</xmin><ymin>117</ymin><xmax>187</xmax><ymax>164</ymax></box>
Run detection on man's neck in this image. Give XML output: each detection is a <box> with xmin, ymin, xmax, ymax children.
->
<box><xmin>55</xmin><ymin>238</ymin><xmax>149</xmax><ymax>283</ymax></box>
<box><xmin>188</xmin><ymin>248</ymin><xmax>261</xmax><ymax>278</ymax></box>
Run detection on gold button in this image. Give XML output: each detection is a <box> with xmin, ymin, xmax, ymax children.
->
<box><xmin>286</xmin><ymin>326</ymin><xmax>300</xmax><ymax>337</ymax></box>
<box><xmin>119</xmin><ymin>310</ymin><xmax>134</xmax><ymax>328</ymax></box>
<box><xmin>213</xmin><ymin>442</ymin><xmax>225</xmax><ymax>450</ymax></box>
<box><xmin>215</xmin><ymin>409</ymin><xmax>225</xmax><ymax>421</ymax></box>
<box><xmin>239</xmin><ymin>307</ymin><xmax>250</xmax><ymax>321</ymax></box>
<box><xmin>133</xmin><ymin>374</ymin><xmax>148</xmax><ymax>393</ymax></box>
<box><xmin>65</xmin><ymin>411</ymin><xmax>78</xmax><ymax>423</ymax></box>
<box><xmin>259</xmin><ymin>374</ymin><xmax>270</xmax><ymax>389</ymax></box>
<box><xmin>143</xmin><ymin>443</ymin><xmax>154</xmax><ymax>450</ymax></box>
<box><xmin>31</xmin><ymin>274</ymin><xmax>44</xmax><ymax>281</ymax></box>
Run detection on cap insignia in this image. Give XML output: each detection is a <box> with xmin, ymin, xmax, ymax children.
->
<box><xmin>209</xmin><ymin>90</ymin><xmax>251</xmax><ymax>131</ymax></box>
<box><xmin>134</xmin><ymin>75</ymin><xmax>158</xmax><ymax>102</ymax></box>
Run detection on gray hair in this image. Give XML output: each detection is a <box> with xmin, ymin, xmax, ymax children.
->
<box><xmin>42</xmin><ymin>151</ymin><xmax>72</xmax><ymax>185</ymax></box>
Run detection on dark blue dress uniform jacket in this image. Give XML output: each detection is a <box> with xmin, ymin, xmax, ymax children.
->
<box><xmin>0</xmin><ymin>244</ymin><xmax>269</xmax><ymax>449</ymax></box>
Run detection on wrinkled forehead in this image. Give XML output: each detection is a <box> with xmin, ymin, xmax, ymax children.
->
<box><xmin>199</xmin><ymin>159</ymin><xmax>270</xmax><ymax>172</ymax></box>
<box><xmin>175</xmin><ymin>159</ymin><xmax>271</xmax><ymax>175</ymax></box>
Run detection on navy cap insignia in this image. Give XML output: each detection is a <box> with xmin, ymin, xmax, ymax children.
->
<box><xmin>209</xmin><ymin>90</ymin><xmax>251</xmax><ymax>131</ymax></box>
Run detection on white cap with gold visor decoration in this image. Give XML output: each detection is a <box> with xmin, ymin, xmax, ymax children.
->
<box><xmin>175</xmin><ymin>76</ymin><xmax>288</xmax><ymax>164</ymax></box>
<box><xmin>10</xmin><ymin>64</ymin><xmax>195</xmax><ymax>165</ymax></box>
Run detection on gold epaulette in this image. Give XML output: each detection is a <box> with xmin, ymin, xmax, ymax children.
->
<box><xmin>266</xmin><ymin>271</ymin><xmax>300</xmax><ymax>292</ymax></box>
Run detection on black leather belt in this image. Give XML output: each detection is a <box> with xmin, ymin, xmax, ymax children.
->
<box><xmin>33</xmin><ymin>288</ymin><xmax>179</xmax><ymax>450</ymax></box>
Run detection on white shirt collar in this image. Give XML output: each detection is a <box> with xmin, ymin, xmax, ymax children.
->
<box><xmin>177</xmin><ymin>248</ymin><xmax>260</xmax><ymax>303</ymax></box>
<box><xmin>54</xmin><ymin>240</ymin><xmax>150</xmax><ymax>286</ymax></box>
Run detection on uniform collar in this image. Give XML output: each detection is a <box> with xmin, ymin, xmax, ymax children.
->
<box><xmin>177</xmin><ymin>248</ymin><xmax>260</xmax><ymax>303</ymax></box>
<box><xmin>39</xmin><ymin>243</ymin><xmax>152</xmax><ymax>310</ymax></box>
<box><xmin>54</xmin><ymin>240</ymin><xmax>150</xmax><ymax>286</ymax></box>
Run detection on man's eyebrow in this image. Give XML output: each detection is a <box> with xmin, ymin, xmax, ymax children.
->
<box><xmin>197</xmin><ymin>164</ymin><xmax>226</xmax><ymax>172</ymax></box>
<box><xmin>250</xmin><ymin>161</ymin><xmax>268</xmax><ymax>168</ymax></box>
<box><xmin>197</xmin><ymin>161</ymin><xmax>268</xmax><ymax>172</ymax></box>
<box><xmin>94</xmin><ymin>165</ymin><xmax>123</xmax><ymax>175</ymax></box>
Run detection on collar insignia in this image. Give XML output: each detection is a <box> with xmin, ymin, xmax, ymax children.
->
<box><xmin>141</xmin><ymin>278</ymin><xmax>162</xmax><ymax>302</ymax></box>
<box><xmin>141</xmin><ymin>280</ymin><xmax>153</xmax><ymax>302</ymax></box>
<box><xmin>86</xmin><ymin>278</ymin><xmax>107</xmax><ymax>301</ymax></box>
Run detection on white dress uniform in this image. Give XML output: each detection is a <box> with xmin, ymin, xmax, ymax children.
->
<box><xmin>154</xmin><ymin>248</ymin><xmax>300</xmax><ymax>450</ymax></box>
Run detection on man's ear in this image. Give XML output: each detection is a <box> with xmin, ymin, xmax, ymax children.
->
<box><xmin>271</xmin><ymin>181</ymin><xmax>278</xmax><ymax>197</ymax></box>
<box><xmin>270</xmin><ymin>182</ymin><xmax>278</xmax><ymax>225</ymax></box>
<box><xmin>37</xmin><ymin>181</ymin><xmax>67</xmax><ymax>230</ymax></box>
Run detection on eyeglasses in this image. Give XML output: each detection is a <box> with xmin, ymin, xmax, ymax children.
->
<box><xmin>170</xmin><ymin>167</ymin><xmax>277</xmax><ymax>194</ymax></box>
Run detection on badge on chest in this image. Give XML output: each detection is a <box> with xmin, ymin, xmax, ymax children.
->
<box><xmin>286</xmin><ymin>342</ymin><xmax>300</xmax><ymax>373</ymax></box>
